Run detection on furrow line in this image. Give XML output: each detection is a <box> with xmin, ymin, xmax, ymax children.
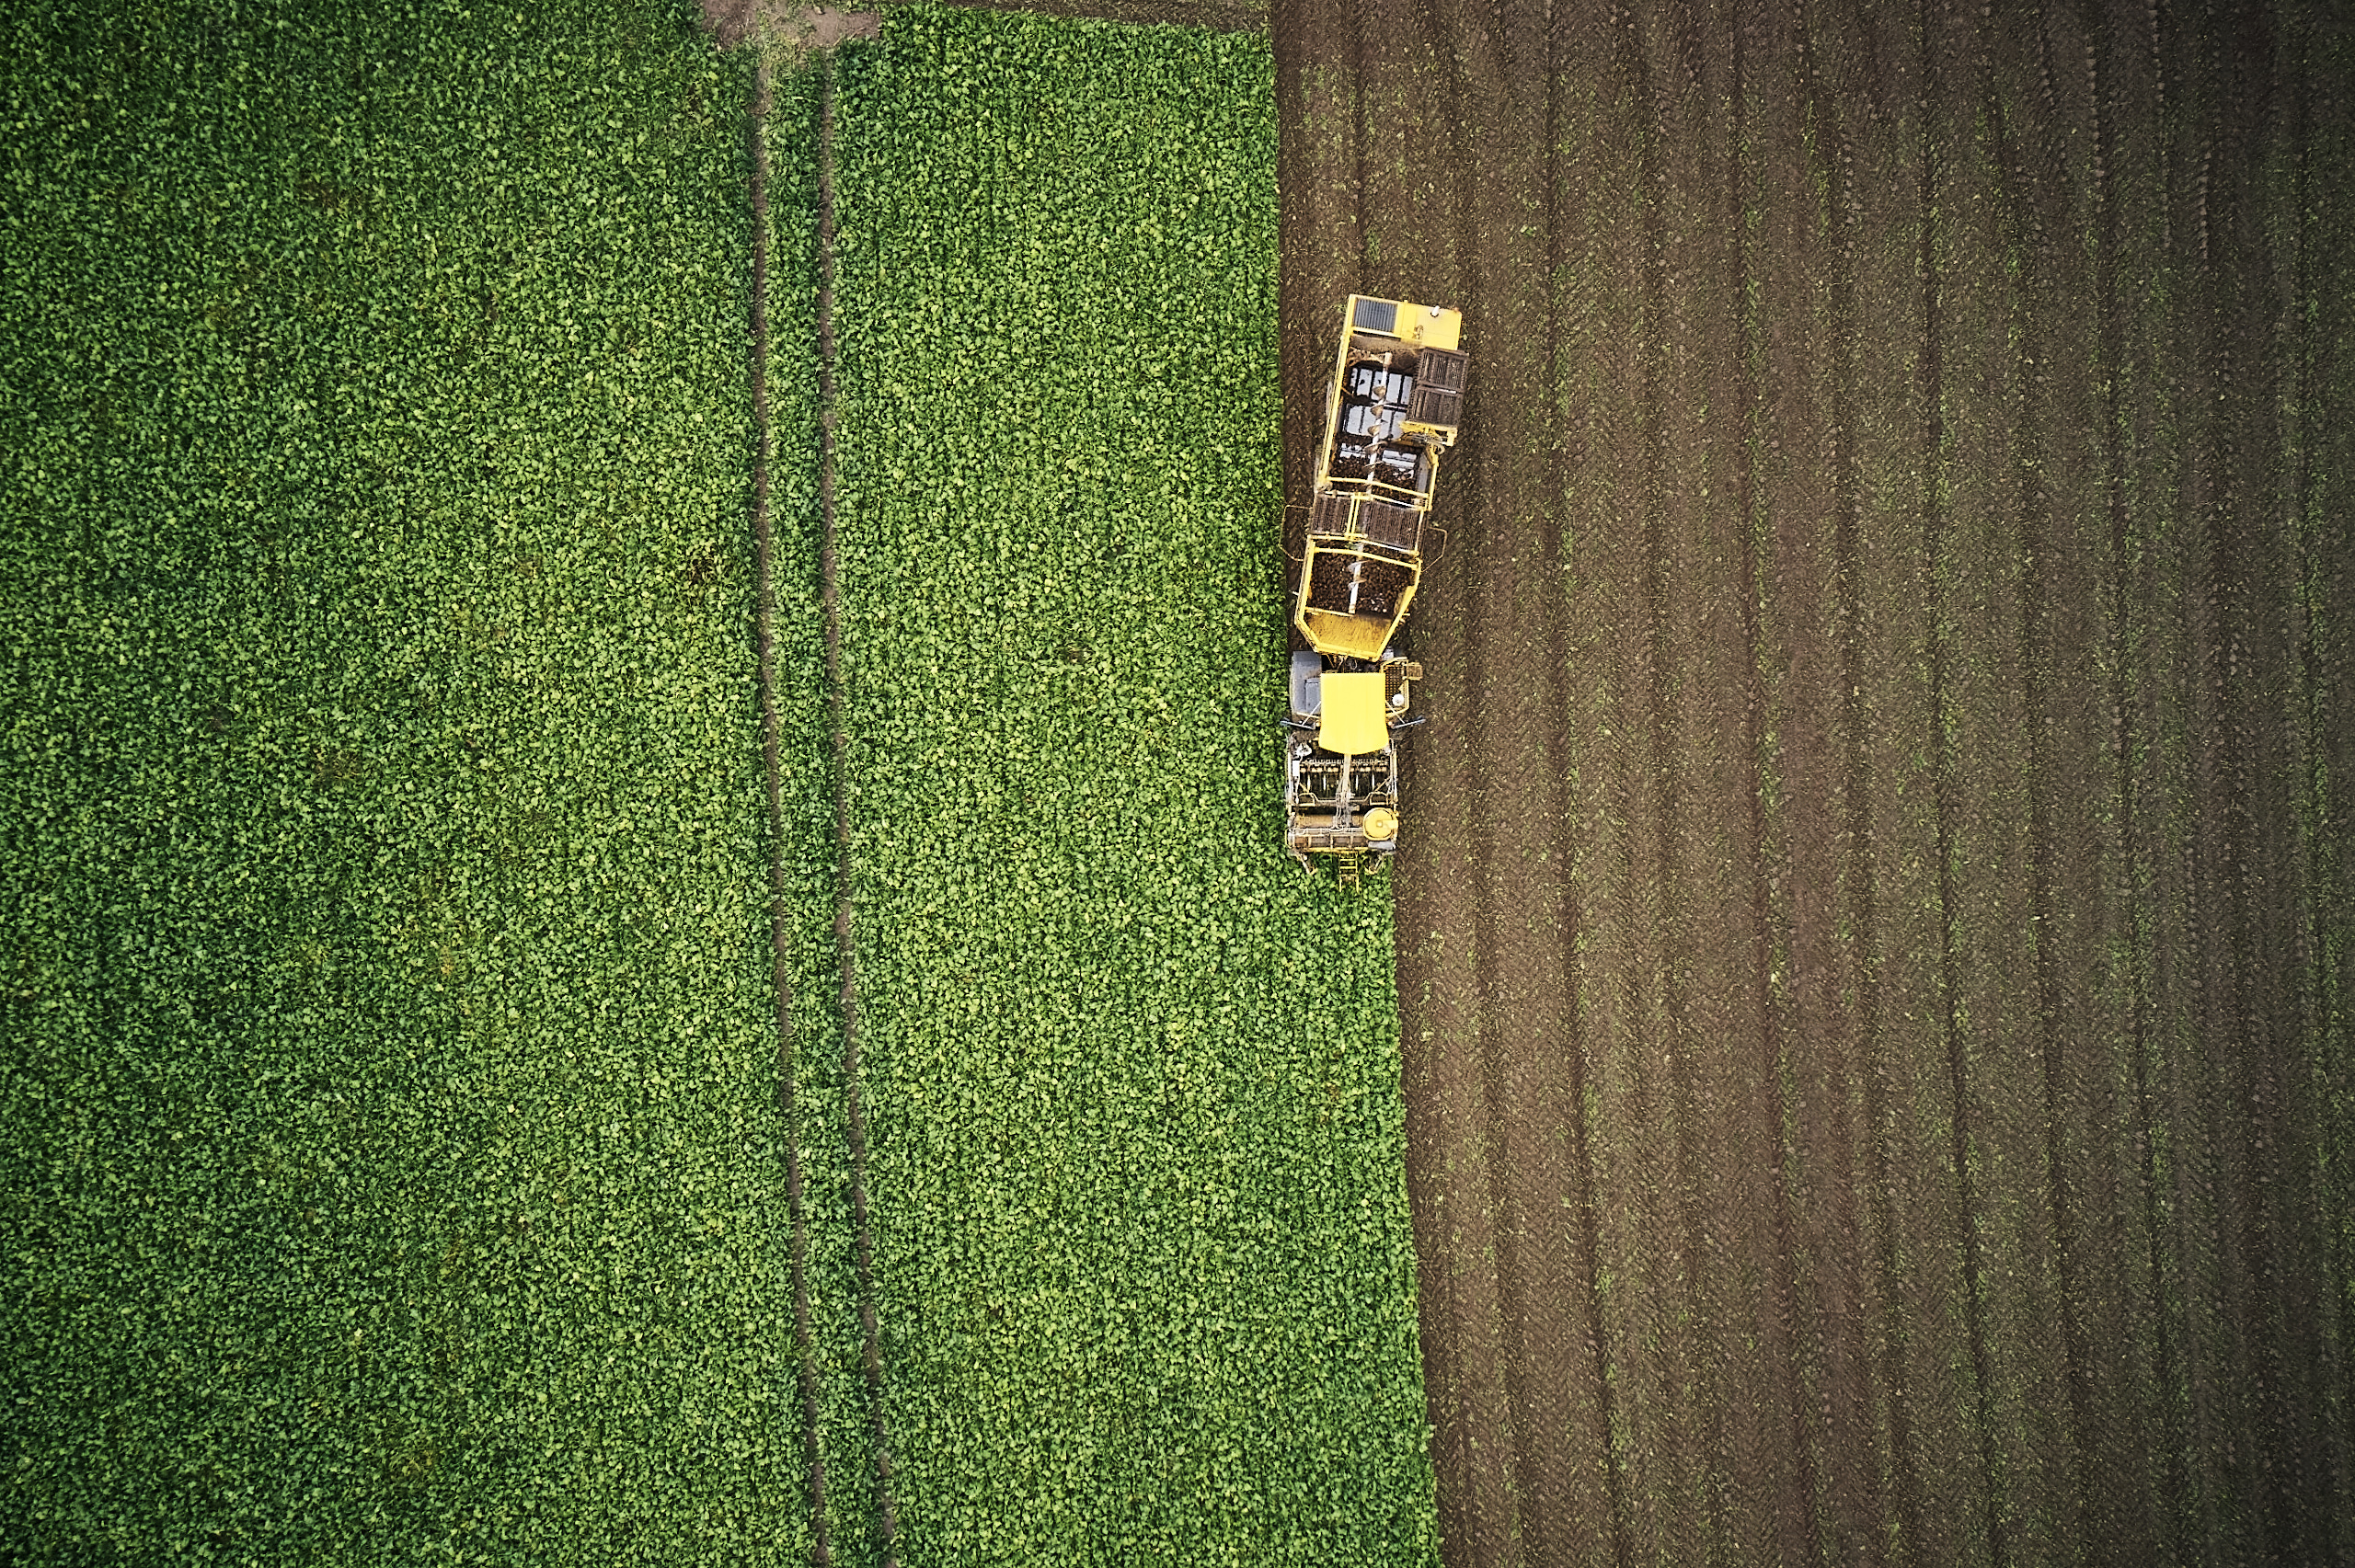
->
<box><xmin>1609</xmin><ymin>6</ymin><xmax>1672</xmax><ymax>1551</ymax></box>
<box><xmin>1728</xmin><ymin>0</ymin><xmax>1825</xmax><ymax>1553</ymax></box>
<box><xmin>2098</xmin><ymin>0</ymin><xmax>2200</xmax><ymax>1551</ymax></box>
<box><xmin>1621</xmin><ymin>10</ymin><xmax>1713</xmax><ymax>1563</ymax></box>
<box><xmin>2292</xmin><ymin>22</ymin><xmax>2355</xmax><ymax>1551</ymax></box>
<box><xmin>1920</xmin><ymin>3</ymin><xmax>2006</xmax><ymax>1558</ymax></box>
<box><xmin>1546</xmin><ymin>4</ymin><xmax>1633</xmax><ymax>1562</ymax></box>
<box><xmin>1637</xmin><ymin>4</ymin><xmax>1740</xmax><ymax>1559</ymax></box>
<box><xmin>1984</xmin><ymin>11</ymin><xmax>2098</xmax><ymax>1544</ymax></box>
<box><xmin>2144</xmin><ymin>9</ymin><xmax>2234</xmax><ymax>1551</ymax></box>
<box><xmin>1824</xmin><ymin>0</ymin><xmax>1936</xmax><ymax>1555</ymax></box>
<box><xmin>2172</xmin><ymin>16</ymin><xmax>2261</xmax><ymax>1552</ymax></box>
<box><xmin>1476</xmin><ymin>0</ymin><xmax>1601</xmax><ymax>1554</ymax></box>
<box><xmin>1430</xmin><ymin>0</ymin><xmax>1524</xmax><ymax>1553</ymax></box>
<box><xmin>2209</xmin><ymin>18</ymin><xmax>2318</xmax><ymax>1554</ymax></box>
<box><xmin>1796</xmin><ymin>9</ymin><xmax>1894</xmax><ymax>1554</ymax></box>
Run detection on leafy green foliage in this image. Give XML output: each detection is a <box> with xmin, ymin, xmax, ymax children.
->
<box><xmin>1</xmin><ymin>2</ymin><xmax>1441</xmax><ymax>1559</ymax></box>
<box><xmin>827</xmin><ymin>11</ymin><xmax>1441</xmax><ymax>1563</ymax></box>
<box><xmin>758</xmin><ymin>54</ymin><xmax>877</xmax><ymax>1566</ymax></box>
<box><xmin>0</xmin><ymin>2</ymin><xmax>813</xmax><ymax>1559</ymax></box>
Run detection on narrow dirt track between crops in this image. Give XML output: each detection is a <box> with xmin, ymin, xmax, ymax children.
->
<box><xmin>744</xmin><ymin>61</ymin><xmax>836</xmax><ymax>1568</ymax></box>
<box><xmin>810</xmin><ymin>60</ymin><xmax>905</xmax><ymax>1568</ymax></box>
<box><xmin>1276</xmin><ymin>0</ymin><xmax>2355</xmax><ymax>1563</ymax></box>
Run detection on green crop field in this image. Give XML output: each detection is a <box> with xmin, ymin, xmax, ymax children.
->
<box><xmin>3</xmin><ymin>0</ymin><xmax>806</xmax><ymax>1558</ymax></box>
<box><xmin>815</xmin><ymin>9</ymin><xmax>1435</xmax><ymax>1564</ymax></box>
<box><xmin>5</xmin><ymin>1</ymin><xmax>1442</xmax><ymax>1562</ymax></box>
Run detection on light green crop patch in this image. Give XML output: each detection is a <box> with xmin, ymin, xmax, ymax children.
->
<box><xmin>823</xmin><ymin>8</ymin><xmax>1442</xmax><ymax>1565</ymax></box>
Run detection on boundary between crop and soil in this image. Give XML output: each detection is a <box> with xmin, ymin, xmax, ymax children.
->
<box><xmin>746</xmin><ymin>55</ymin><xmax>835</xmax><ymax>1568</ymax></box>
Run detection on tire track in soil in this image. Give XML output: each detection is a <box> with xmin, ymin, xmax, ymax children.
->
<box><xmin>1527</xmin><ymin>0</ymin><xmax>1626</xmax><ymax>1557</ymax></box>
<box><xmin>2165</xmin><ymin>11</ymin><xmax>2261</xmax><ymax>1552</ymax></box>
<box><xmin>1557</xmin><ymin>9</ymin><xmax>1694</xmax><ymax>1562</ymax></box>
<box><xmin>1275</xmin><ymin>2</ymin><xmax>2355</xmax><ymax>1562</ymax></box>
<box><xmin>1970</xmin><ymin>11</ymin><xmax>2083</xmax><ymax>1555</ymax></box>
<box><xmin>1628</xmin><ymin>2</ymin><xmax>1708</xmax><ymax>1533</ymax></box>
<box><xmin>2130</xmin><ymin>1</ymin><xmax>2228</xmax><ymax>1552</ymax></box>
<box><xmin>1516</xmin><ymin>4</ymin><xmax>1631</xmax><ymax>1563</ymax></box>
<box><xmin>1819</xmin><ymin>1</ymin><xmax>1938</xmax><ymax>1557</ymax></box>
<box><xmin>1627</xmin><ymin>6</ymin><xmax>1752</xmax><ymax>1563</ymax></box>
<box><xmin>1749</xmin><ymin>0</ymin><xmax>1872</xmax><ymax>1555</ymax></box>
<box><xmin>2079</xmin><ymin>0</ymin><xmax>2182</xmax><ymax>1553</ymax></box>
<box><xmin>1917</xmin><ymin>0</ymin><xmax>2008</xmax><ymax>1556</ymax></box>
<box><xmin>813</xmin><ymin>57</ymin><xmax>902</xmax><ymax>1568</ymax></box>
<box><xmin>1717</xmin><ymin>2</ymin><xmax>1828</xmax><ymax>1559</ymax></box>
<box><xmin>1418</xmin><ymin>6</ymin><xmax>1528</xmax><ymax>1551</ymax></box>
<box><xmin>746</xmin><ymin>58</ymin><xmax>835</xmax><ymax>1568</ymax></box>
<box><xmin>2195</xmin><ymin>14</ymin><xmax>2328</xmax><ymax>1555</ymax></box>
<box><xmin>1434</xmin><ymin>0</ymin><xmax>1589</xmax><ymax>1562</ymax></box>
<box><xmin>1849</xmin><ymin>8</ymin><xmax>1985</xmax><ymax>1561</ymax></box>
<box><xmin>1431</xmin><ymin>3</ymin><xmax>1601</xmax><ymax>1562</ymax></box>
<box><xmin>1941</xmin><ymin>3</ymin><xmax>2081</xmax><ymax>1551</ymax></box>
<box><xmin>1789</xmin><ymin>9</ymin><xmax>1898</xmax><ymax>1555</ymax></box>
<box><xmin>1275</xmin><ymin>0</ymin><xmax>1356</xmax><ymax>525</ymax></box>
<box><xmin>2016</xmin><ymin>4</ymin><xmax>2154</xmax><ymax>1556</ymax></box>
<box><xmin>2034</xmin><ymin>8</ymin><xmax>2147</xmax><ymax>1553</ymax></box>
<box><xmin>2252</xmin><ymin>28</ymin><xmax>2346</xmax><ymax>1560</ymax></box>
<box><xmin>1540</xmin><ymin>9</ymin><xmax>1636</xmax><ymax>1565</ymax></box>
<box><xmin>2270</xmin><ymin>25</ymin><xmax>2337</xmax><ymax>1553</ymax></box>
<box><xmin>2107</xmin><ymin>0</ymin><xmax>2207</xmax><ymax>1552</ymax></box>
<box><xmin>2292</xmin><ymin>24</ymin><xmax>2355</xmax><ymax>1554</ymax></box>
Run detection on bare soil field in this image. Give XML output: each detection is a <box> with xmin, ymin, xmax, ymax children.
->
<box><xmin>1273</xmin><ymin>0</ymin><xmax>2355</xmax><ymax>1562</ymax></box>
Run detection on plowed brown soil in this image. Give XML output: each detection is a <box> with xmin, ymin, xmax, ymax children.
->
<box><xmin>1273</xmin><ymin>1</ymin><xmax>2355</xmax><ymax>1563</ymax></box>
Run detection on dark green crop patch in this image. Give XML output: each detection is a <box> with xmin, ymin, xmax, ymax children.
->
<box><xmin>5</xmin><ymin>3</ymin><xmax>1443</xmax><ymax>1562</ymax></box>
<box><xmin>2</xmin><ymin>1</ymin><xmax>810</xmax><ymax>1561</ymax></box>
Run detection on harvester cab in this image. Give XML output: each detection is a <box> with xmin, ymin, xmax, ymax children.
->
<box><xmin>1283</xmin><ymin>294</ymin><xmax>1465</xmax><ymax>880</ymax></box>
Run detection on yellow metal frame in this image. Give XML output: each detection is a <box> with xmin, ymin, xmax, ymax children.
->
<box><xmin>1283</xmin><ymin>652</ymin><xmax>1417</xmax><ymax>872</ymax></box>
<box><xmin>1283</xmin><ymin>295</ymin><xmax>1463</xmax><ymax>874</ymax></box>
<box><xmin>1310</xmin><ymin>293</ymin><xmax>1465</xmax><ymax>508</ymax></box>
<box><xmin>1294</xmin><ymin>295</ymin><xmax>1459</xmax><ymax>660</ymax></box>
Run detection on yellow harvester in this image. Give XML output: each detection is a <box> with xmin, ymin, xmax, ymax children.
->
<box><xmin>1283</xmin><ymin>294</ymin><xmax>1467</xmax><ymax>880</ymax></box>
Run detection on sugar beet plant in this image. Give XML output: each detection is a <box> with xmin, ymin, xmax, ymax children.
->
<box><xmin>1</xmin><ymin>1</ymin><xmax>818</xmax><ymax>1560</ymax></box>
<box><xmin>827</xmin><ymin>11</ymin><xmax>1441</xmax><ymax>1564</ymax></box>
